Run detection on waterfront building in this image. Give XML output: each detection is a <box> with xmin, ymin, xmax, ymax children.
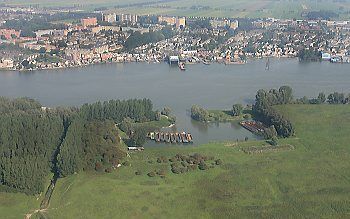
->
<box><xmin>0</xmin><ymin>58</ymin><xmax>14</xmax><ymax>69</ymax></box>
<box><xmin>168</xmin><ymin>56</ymin><xmax>179</xmax><ymax>65</ymax></box>
<box><xmin>322</xmin><ymin>52</ymin><xmax>331</xmax><ymax>61</ymax></box>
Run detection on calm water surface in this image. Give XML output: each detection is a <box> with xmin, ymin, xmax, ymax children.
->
<box><xmin>1</xmin><ymin>58</ymin><xmax>349</xmax><ymax>145</ymax></box>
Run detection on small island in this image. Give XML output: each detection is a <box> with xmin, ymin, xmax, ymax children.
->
<box><xmin>190</xmin><ymin>103</ymin><xmax>251</xmax><ymax>122</ymax></box>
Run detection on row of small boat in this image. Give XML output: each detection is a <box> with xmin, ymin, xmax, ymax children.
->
<box><xmin>148</xmin><ymin>132</ymin><xmax>193</xmax><ymax>144</ymax></box>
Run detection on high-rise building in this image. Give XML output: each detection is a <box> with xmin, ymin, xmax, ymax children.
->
<box><xmin>118</xmin><ymin>14</ymin><xmax>138</xmax><ymax>24</ymax></box>
<box><xmin>103</xmin><ymin>13</ymin><xmax>117</xmax><ymax>23</ymax></box>
<box><xmin>230</xmin><ymin>20</ymin><xmax>239</xmax><ymax>30</ymax></box>
<box><xmin>176</xmin><ymin>17</ymin><xmax>186</xmax><ymax>29</ymax></box>
<box><xmin>159</xmin><ymin>16</ymin><xmax>186</xmax><ymax>29</ymax></box>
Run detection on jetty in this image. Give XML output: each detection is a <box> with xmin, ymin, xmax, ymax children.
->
<box><xmin>148</xmin><ymin>132</ymin><xmax>193</xmax><ymax>144</ymax></box>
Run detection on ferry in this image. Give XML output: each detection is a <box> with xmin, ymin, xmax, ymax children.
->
<box><xmin>179</xmin><ymin>62</ymin><xmax>186</xmax><ymax>71</ymax></box>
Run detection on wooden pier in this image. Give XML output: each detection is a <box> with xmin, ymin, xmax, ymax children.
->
<box><xmin>148</xmin><ymin>132</ymin><xmax>193</xmax><ymax>144</ymax></box>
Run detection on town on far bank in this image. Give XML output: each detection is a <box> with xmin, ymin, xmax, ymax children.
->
<box><xmin>0</xmin><ymin>5</ymin><xmax>350</xmax><ymax>71</ymax></box>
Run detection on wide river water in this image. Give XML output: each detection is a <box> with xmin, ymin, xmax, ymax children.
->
<box><xmin>1</xmin><ymin>58</ymin><xmax>349</xmax><ymax>145</ymax></box>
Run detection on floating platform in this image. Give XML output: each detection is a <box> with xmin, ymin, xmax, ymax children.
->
<box><xmin>148</xmin><ymin>132</ymin><xmax>193</xmax><ymax>144</ymax></box>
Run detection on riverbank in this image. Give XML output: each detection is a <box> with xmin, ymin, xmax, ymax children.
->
<box><xmin>3</xmin><ymin>55</ymin><xmax>350</xmax><ymax>73</ymax></box>
<box><xmin>7</xmin><ymin>104</ymin><xmax>347</xmax><ymax>219</ymax></box>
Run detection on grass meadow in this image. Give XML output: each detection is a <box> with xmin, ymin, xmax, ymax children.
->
<box><xmin>2</xmin><ymin>104</ymin><xmax>344</xmax><ymax>218</ymax></box>
<box><xmin>4</xmin><ymin>0</ymin><xmax>350</xmax><ymax>19</ymax></box>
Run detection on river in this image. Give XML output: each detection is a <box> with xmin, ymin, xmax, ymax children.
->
<box><xmin>1</xmin><ymin>58</ymin><xmax>349</xmax><ymax>145</ymax></box>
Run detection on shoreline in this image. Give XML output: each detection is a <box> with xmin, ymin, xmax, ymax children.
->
<box><xmin>0</xmin><ymin>56</ymin><xmax>290</xmax><ymax>72</ymax></box>
<box><xmin>1</xmin><ymin>56</ymin><xmax>349</xmax><ymax>73</ymax></box>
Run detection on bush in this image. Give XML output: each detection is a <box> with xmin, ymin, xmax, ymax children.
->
<box><xmin>105</xmin><ymin>167</ymin><xmax>113</xmax><ymax>173</ymax></box>
<box><xmin>157</xmin><ymin>169</ymin><xmax>167</xmax><ymax>176</ymax></box>
<box><xmin>215</xmin><ymin>159</ymin><xmax>223</xmax><ymax>165</ymax></box>
<box><xmin>123</xmin><ymin>161</ymin><xmax>131</xmax><ymax>166</ymax></box>
<box><xmin>243</xmin><ymin>114</ymin><xmax>251</xmax><ymax>119</ymax></box>
<box><xmin>171</xmin><ymin>167</ymin><xmax>180</xmax><ymax>174</ymax></box>
<box><xmin>135</xmin><ymin>171</ymin><xmax>142</xmax><ymax>175</ymax></box>
<box><xmin>147</xmin><ymin>172</ymin><xmax>156</xmax><ymax>177</ymax></box>
<box><xmin>198</xmin><ymin>161</ymin><xmax>209</xmax><ymax>170</ymax></box>
<box><xmin>169</xmin><ymin>157</ymin><xmax>177</xmax><ymax>162</ymax></box>
<box><xmin>157</xmin><ymin>156</ymin><xmax>167</xmax><ymax>163</ymax></box>
<box><xmin>95</xmin><ymin>162</ymin><xmax>103</xmax><ymax>172</ymax></box>
<box><xmin>232</xmin><ymin>104</ymin><xmax>243</xmax><ymax>116</ymax></box>
<box><xmin>187</xmin><ymin>165</ymin><xmax>197</xmax><ymax>171</ymax></box>
<box><xmin>179</xmin><ymin>167</ymin><xmax>187</xmax><ymax>173</ymax></box>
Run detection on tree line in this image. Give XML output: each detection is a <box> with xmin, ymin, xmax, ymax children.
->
<box><xmin>57</xmin><ymin>119</ymin><xmax>126</xmax><ymax>177</ymax></box>
<box><xmin>252</xmin><ymin>86</ymin><xmax>295</xmax><ymax>138</ymax></box>
<box><xmin>0</xmin><ymin>97</ymin><xmax>65</xmax><ymax>194</ymax></box>
<box><xmin>297</xmin><ymin>92</ymin><xmax>350</xmax><ymax>105</ymax></box>
<box><xmin>0</xmin><ymin>97</ymin><xmax>158</xmax><ymax>194</ymax></box>
<box><xmin>79</xmin><ymin>99</ymin><xmax>156</xmax><ymax>123</ymax></box>
<box><xmin>124</xmin><ymin>27</ymin><xmax>174</xmax><ymax>51</ymax></box>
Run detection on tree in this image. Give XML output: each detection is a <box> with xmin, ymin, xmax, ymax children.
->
<box><xmin>120</xmin><ymin>117</ymin><xmax>133</xmax><ymax>134</ymax></box>
<box><xmin>253</xmin><ymin>86</ymin><xmax>295</xmax><ymax>138</ymax></box>
<box><xmin>271</xmin><ymin>136</ymin><xmax>278</xmax><ymax>146</ymax></box>
<box><xmin>191</xmin><ymin>105</ymin><xmax>209</xmax><ymax>122</ymax></box>
<box><xmin>155</xmin><ymin>110</ymin><xmax>161</xmax><ymax>121</ymax></box>
<box><xmin>264</xmin><ymin>125</ymin><xmax>277</xmax><ymax>139</ymax></box>
<box><xmin>232</xmin><ymin>104</ymin><xmax>243</xmax><ymax>116</ymax></box>
<box><xmin>161</xmin><ymin>106</ymin><xmax>172</xmax><ymax>116</ymax></box>
<box><xmin>327</xmin><ymin>92</ymin><xmax>345</xmax><ymax>104</ymax></box>
<box><xmin>131</xmin><ymin>126</ymin><xmax>148</xmax><ymax>147</ymax></box>
<box><xmin>39</xmin><ymin>47</ymin><xmax>46</xmax><ymax>54</ymax></box>
<box><xmin>278</xmin><ymin>86</ymin><xmax>293</xmax><ymax>104</ymax></box>
<box><xmin>317</xmin><ymin>92</ymin><xmax>326</xmax><ymax>104</ymax></box>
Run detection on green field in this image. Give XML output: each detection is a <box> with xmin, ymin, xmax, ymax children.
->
<box><xmin>3</xmin><ymin>104</ymin><xmax>349</xmax><ymax>218</ymax></box>
<box><xmin>3</xmin><ymin>0</ymin><xmax>350</xmax><ymax>19</ymax></box>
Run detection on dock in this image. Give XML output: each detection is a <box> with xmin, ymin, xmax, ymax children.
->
<box><xmin>148</xmin><ymin>132</ymin><xmax>193</xmax><ymax>144</ymax></box>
